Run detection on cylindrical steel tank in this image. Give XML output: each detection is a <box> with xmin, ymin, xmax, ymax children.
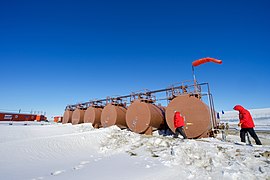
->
<box><xmin>101</xmin><ymin>104</ymin><xmax>127</xmax><ymax>128</ymax></box>
<box><xmin>126</xmin><ymin>100</ymin><xmax>165</xmax><ymax>134</ymax></box>
<box><xmin>63</xmin><ymin>110</ymin><xmax>73</xmax><ymax>124</ymax></box>
<box><xmin>166</xmin><ymin>94</ymin><xmax>211</xmax><ymax>139</ymax></box>
<box><xmin>84</xmin><ymin>106</ymin><xmax>102</xmax><ymax>127</ymax></box>
<box><xmin>72</xmin><ymin>108</ymin><xmax>85</xmax><ymax>125</ymax></box>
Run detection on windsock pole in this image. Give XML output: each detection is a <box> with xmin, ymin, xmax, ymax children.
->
<box><xmin>192</xmin><ymin>57</ymin><xmax>222</xmax><ymax>94</ymax></box>
<box><xmin>192</xmin><ymin>65</ymin><xmax>198</xmax><ymax>93</ymax></box>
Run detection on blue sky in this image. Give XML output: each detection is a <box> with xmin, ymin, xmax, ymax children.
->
<box><xmin>0</xmin><ymin>0</ymin><xmax>269</xmax><ymax>119</ymax></box>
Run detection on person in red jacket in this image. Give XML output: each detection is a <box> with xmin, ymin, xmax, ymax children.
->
<box><xmin>173</xmin><ymin>111</ymin><xmax>187</xmax><ymax>139</ymax></box>
<box><xmin>233</xmin><ymin>105</ymin><xmax>262</xmax><ymax>145</ymax></box>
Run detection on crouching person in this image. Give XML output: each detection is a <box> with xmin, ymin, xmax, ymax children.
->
<box><xmin>173</xmin><ymin>111</ymin><xmax>187</xmax><ymax>139</ymax></box>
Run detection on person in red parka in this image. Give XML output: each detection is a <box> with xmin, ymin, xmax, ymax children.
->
<box><xmin>233</xmin><ymin>105</ymin><xmax>262</xmax><ymax>145</ymax></box>
<box><xmin>173</xmin><ymin>111</ymin><xmax>187</xmax><ymax>139</ymax></box>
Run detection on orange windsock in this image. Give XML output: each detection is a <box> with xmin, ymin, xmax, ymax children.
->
<box><xmin>192</xmin><ymin>57</ymin><xmax>222</xmax><ymax>67</ymax></box>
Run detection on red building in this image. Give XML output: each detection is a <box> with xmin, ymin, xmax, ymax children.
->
<box><xmin>0</xmin><ymin>112</ymin><xmax>47</xmax><ymax>121</ymax></box>
<box><xmin>54</xmin><ymin>116</ymin><xmax>63</xmax><ymax>123</ymax></box>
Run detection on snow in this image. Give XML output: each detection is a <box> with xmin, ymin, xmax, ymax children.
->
<box><xmin>0</xmin><ymin>122</ymin><xmax>270</xmax><ymax>180</ymax></box>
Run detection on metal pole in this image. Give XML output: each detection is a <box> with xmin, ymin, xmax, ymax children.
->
<box><xmin>209</xmin><ymin>94</ymin><xmax>217</xmax><ymax>128</ymax></box>
<box><xmin>192</xmin><ymin>66</ymin><xmax>198</xmax><ymax>93</ymax></box>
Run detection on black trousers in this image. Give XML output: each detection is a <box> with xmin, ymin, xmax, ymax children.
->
<box><xmin>240</xmin><ymin>128</ymin><xmax>262</xmax><ymax>145</ymax></box>
<box><xmin>174</xmin><ymin>127</ymin><xmax>187</xmax><ymax>139</ymax></box>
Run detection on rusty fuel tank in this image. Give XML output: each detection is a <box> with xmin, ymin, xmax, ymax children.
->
<box><xmin>72</xmin><ymin>108</ymin><xmax>85</xmax><ymax>125</ymax></box>
<box><xmin>84</xmin><ymin>106</ymin><xmax>102</xmax><ymax>128</ymax></box>
<box><xmin>63</xmin><ymin>110</ymin><xmax>73</xmax><ymax>124</ymax></box>
<box><xmin>126</xmin><ymin>100</ymin><xmax>165</xmax><ymax>134</ymax></box>
<box><xmin>101</xmin><ymin>104</ymin><xmax>127</xmax><ymax>128</ymax></box>
<box><xmin>166</xmin><ymin>94</ymin><xmax>211</xmax><ymax>138</ymax></box>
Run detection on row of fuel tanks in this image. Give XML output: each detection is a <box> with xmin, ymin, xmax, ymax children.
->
<box><xmin>63</xmin><ymin>94</ymin><xmax>213</xmax><ymax>139</ymax></box>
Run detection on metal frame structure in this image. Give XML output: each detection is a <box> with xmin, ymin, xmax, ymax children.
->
<box><xmin>65</xmin><ymin>80</ymin><xmax>218</xmax><ymax>132</ymax></box>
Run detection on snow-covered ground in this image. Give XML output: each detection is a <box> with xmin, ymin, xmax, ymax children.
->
<box><xmin>0</xmin><ymin>121</ymin><xmax>269</xmax><ymax>180</ymax></box>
